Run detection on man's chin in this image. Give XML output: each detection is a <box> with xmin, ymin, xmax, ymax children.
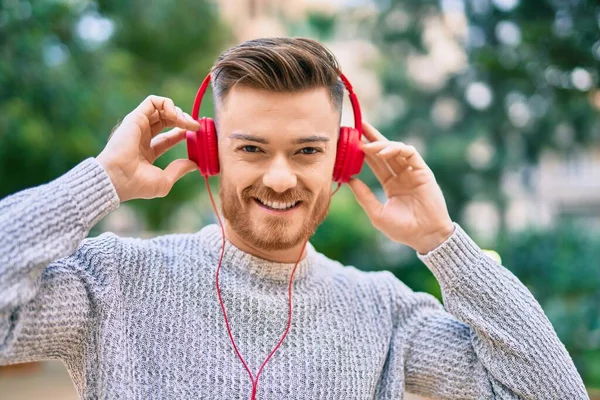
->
<box><xmin>246</xmin><ymin>225</ymin><xmax>308</xmax><ymax>252</ymax></box>
<box><xmin>222</xmin><ymin>190</ymin><xmax>329</xmax><ymax>254</ymax></box>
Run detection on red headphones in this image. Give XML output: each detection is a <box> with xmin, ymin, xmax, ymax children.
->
<box><xmin>186</xmin><ymin>72</ymin><xmax>365</xmax><ymax>183</ymax></box>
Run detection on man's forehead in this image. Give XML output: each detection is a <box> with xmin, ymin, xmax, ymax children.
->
<box><xmin>219</xmin><ymin>85</ymin><xmax>338</xmax><ymax>116</ymax></box>
<box><xmin>217</xmin><ymin>86</ymin><xmax>340</xmax><ymax>142</ymax></box>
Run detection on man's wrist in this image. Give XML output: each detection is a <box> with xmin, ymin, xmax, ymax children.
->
<box><xmin>96</xmin><ymin>154</ymin><xmax>125</xmax><ymax>203</ymax></box>
<box><xmin>68</xmin><ymin>158</ymin><xmax>121</xmax><ymax>228</ymax></box>
<box><xmin>413</xmin><ymin>223</ymin><xmax>456</xmax><ymax>255</ymax></box>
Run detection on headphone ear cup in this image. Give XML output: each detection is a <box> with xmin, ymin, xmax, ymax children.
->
<box><xmin>333</xmin><ymin>127</ymin><xmax>365</xmax><ymax>183</ymax></box>
<box><xmin>203</xmin><ymin>118</ymin><xmax>220</xmax><ymax>176</ymax></box>
<box><xmin>186</xmin><ymin>117</ymin><xmax>220</xmax><ymax>177</ymax></box>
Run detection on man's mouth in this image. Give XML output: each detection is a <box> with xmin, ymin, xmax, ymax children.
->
<box><xmin>253</xmin><ymin>197</ymin><xmax>302</xmax><ymax>211</ymax></box>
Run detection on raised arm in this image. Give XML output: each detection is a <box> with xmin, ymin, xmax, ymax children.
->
<box><xmin>0</xmin><ymin>159</ymin><xmax>120</xmax><ymax>363</ymax></box>
<box><xmin>1</xmin><ymin>95</ymin><xmax>201</xmax><ymax>364</ymax></box>
<box><xmin>349</xmin><ymin>122</ymin><xmax>588</xmax><ymax>399</ymax></box>
<box><xmin>383</xmin><ymin>225</ymin><xmax>587</xmax><ymax>399</ymax></box>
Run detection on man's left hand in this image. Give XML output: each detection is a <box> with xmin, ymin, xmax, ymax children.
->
<box><xmin>348</xmin><ymin>122</ymin><xmax>455</xmax><ymax>254</ymax></box>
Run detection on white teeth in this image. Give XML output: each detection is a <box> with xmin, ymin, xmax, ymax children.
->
<box><xmin>256</xmin><ymin>198</ymin><xmax>298</xmax><ymax>210</ymax></box>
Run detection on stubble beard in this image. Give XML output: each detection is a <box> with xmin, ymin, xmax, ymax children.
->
<box><xmin>220</xmin><ymin>180</ymin><xmax>331</xmax><ymax>251</ymax></box>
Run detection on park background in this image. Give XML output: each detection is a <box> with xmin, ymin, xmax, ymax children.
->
<box><xmin>1</xmin><ymin>0</ymin><xmax>599</xmax><ymax>398</ymax></box>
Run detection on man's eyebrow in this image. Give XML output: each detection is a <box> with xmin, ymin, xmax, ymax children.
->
<box><xmin>292</xmin><ymin>135</ymin><xmax>331</xmax><ymax>145</ymax></box>
<box><xmin>229</xmin><ymin>133</ymin><xmax>331</xmax><ymax>145</ymax></box>
<box><xmin>229</xmin><ymin>133</ymin><xmax>269</xmax><ymax>144</ymax></box>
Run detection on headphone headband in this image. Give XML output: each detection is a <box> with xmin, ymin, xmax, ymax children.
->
<box><xmin>191</xmin><ymin>72</ymin><xmax>363</xmax><ymax>135</ymax></box>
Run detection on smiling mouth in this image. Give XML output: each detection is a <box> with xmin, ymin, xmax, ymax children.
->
<box><xmin>253</xmin><ymin>198</ymin><xmax>302</xmax><ymax>211</ymax></box>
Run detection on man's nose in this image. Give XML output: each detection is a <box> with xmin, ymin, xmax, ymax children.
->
<box><xmin>262</xmin><ymin>156</ymin><xmax>297</xmax><ymax>193</ymax></box>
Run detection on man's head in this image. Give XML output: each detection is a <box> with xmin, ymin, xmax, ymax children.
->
<box><xmin>211</xmin><ymin>38</ymin><xmax>344</xmax><ymax>253</ymax></box>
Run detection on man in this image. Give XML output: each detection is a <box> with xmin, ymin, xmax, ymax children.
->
<box><xmin>0</xmin><ymin>38</ymin><xmax>588</xmax><ymax>399</ymax></box>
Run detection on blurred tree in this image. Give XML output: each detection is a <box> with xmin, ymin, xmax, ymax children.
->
<box><xmin>499</xmin><ymin>223</ymin><xmax>600</xmax><ymax>386</ymax></box>
<box><xmin>0</xmin><ymin>0</ymin><xmax>229</xmax><ymax>229</ymax></box>
<box><xmin>368</xmin><ymin>0</ymin><xmax>600</xmax><ymax>239</ymax></box>
<box><xmin>363</xmin><ymin>0</ymin><xmax>600</xmax><ymax>388</ymax></box>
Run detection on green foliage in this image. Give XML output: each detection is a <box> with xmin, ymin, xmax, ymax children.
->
<box><xmin>0</xmin><ymin>0</ymin><xmax>228</xmax><ymax>230</ymax></box>
<box><xmin>498</xmin><ymin>222</ymin><xmax>600</xmax><ymax>386</ymax></box>
<box><xmin>306</xmin><ymin>11</ymin><xmax>336</xmax><ymax>40</ymax></box>
<box><xmin>369</xmin><ymin>0</ymin><xmax>600</xmax><ymax>235</ymax></box>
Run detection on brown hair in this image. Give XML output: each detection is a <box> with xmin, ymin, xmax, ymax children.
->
<box><xmin>211</xmin><ymin>37</ymin><xmax>344</xmax><ymax>111</ymax></box>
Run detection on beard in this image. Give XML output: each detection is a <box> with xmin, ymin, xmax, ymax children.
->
<box><xmin>220</xmin><ymin>179</ymin><xmax>331</xmax><ymax>252</ymax></box>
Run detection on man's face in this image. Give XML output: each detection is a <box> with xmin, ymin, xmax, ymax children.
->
<box><xmin>217</xmin><ymin>86</ymin><xmax>340</xmax><ymax>252</ymax></box>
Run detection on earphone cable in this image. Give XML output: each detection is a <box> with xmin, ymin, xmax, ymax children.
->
<box><xmin>204</xmin><ymin>176</ymin><xmax>341</xmax><ymax>399</ymax></box>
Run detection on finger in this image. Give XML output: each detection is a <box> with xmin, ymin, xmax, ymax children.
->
<box><xmin>136</xmin><ymin>95</ymin><xmax>178</xmax><ymax>122</ymax></box>
<box><xmin>363</xmin><ymin>141</ymin><xmax>425</xmax><ymax>171</ymax></box>
<box><xmin>361</xmin><ymin>141</ymin><xmax>393</xmax><ymax>153</ymax></box>
<box><xmin>388</xmin><ymin>157</ymin><xmax>410</xmax><ymax>173</ymax></box>
<box><xmin>361</xmin><ymin>141</ymin><xmax>407</xmax><ymax>174</ymax></box>
<box><xmin>347</xmin><ymin>178</ymin><xmax>383</xmax><ymax>224</ymax></box>
<box><xmin>135</xmin><ymin>96</ymin><xmax>200</xmax><ymax>135</ymax></box>
<box><xmin>368</xmin><ymin>142</ymin><xmax>411</xmax><ymax>172</ymax></box>
<box><xmin>151</xmin><ymin>119</ymin><xmax>168</xmax><ymax>136</ymax></box>
<box><xmin>151</xmin><ymin>111</ymin><xmax>200</xmax><ymax>136</ymax></box>
<box><xmin>148</xmin><ymin>110</ymin><xmax>161</xmax><ymax>125</ymax></box>
<box><xmin>183</xmin><ymin>112</ymin><xmax>201</xmax><ymax>131</ymax></box>
<box><xmin>378</xmin><ymin>143</ymin><xmax>428</xmax><ymax>170</ymax></box>
<box><xmin>362</xmin><ymin>121</ymin><xmax>388</xmax><ymax>144</ymax></box>
<box><xmin>175</xmin><ymin>107</ymin><xmax>185</xmax><ymax>125</ymax></box>
<box><xmin>149</xmin><ymin>110</ymin><xmax>171</xmax><ymax>136</ymax></box>
<box><xmin>129</xmin><ymin>96</ymin><xmax>179</xmax><ymax>139</ymax></box>
<box><xmin>155</xmin><ymin>159</ymin><xmax>198</xmax><ymax>198</ymax></box>
<box><xmin>175</xmin><ymin>107</ymin><xmax>199</xmax><ymax>131</ymax></box>
<box><xmin>151</xmin><ymin>128</ymin><xmax>188</xmax><ymax>158</ymax></box>
<box><xmin>364</xmin><ymin>151</ymin><xmax>395</xmax><ymax>184</ymax></box>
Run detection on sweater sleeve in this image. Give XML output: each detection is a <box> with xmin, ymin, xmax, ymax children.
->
<box><xmin>390</xmin><ymin>224</ymin><xmax>588</xmax><ymax>400</ymax></box>
<box><xmin>0</xmin><ymin>157</ymin><xmax>120</xmax><ymax>364</ymax></box>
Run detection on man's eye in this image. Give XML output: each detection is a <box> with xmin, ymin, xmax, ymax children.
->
<box><xmin>298</xmin><ymin>147</ymin><xmax>320</xmax><ymax>155</ymax></box>
<box><xmin>241</xmin><ymin>145</ymin><xmax>261</xmax><ymax>153</ymax></box>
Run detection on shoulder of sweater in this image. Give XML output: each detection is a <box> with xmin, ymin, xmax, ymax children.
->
<box><xmin>74</xmin><ymin>231</ymin><xmax>122</xmax><ymax>261</ymax></box>
<box><xmin>312</xmin><ymin>252</ymin><xmax>420</xmax><ymax>300</ymax></box>
<box><xmin>62</xmin><ymin>230</ymin><xmax>197</xmax><ymax>280</ymax></box>
<box><xmin>42</xmin><ymin>232</ymin><xmax>123</xmax><ymax>289</ymax></box>
<box><xmin>313</xmin><ymin>253</ymin><xmax>443</xmax><ymax>319</ymax></box>
<box><xmin>90</xmin><ymin>230</ymin><xmax>200</xmax><ymax>253</ymax></box>
<box><xmin>66</xmin><ymin>229</ymin><xmax>195</xmax><ymax>268</ymax></box>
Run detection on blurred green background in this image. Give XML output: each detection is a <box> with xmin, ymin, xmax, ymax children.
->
<box><xmin>1</xmin><ymin>0</ymin><xmax>600</xmax><ymax>395</ymax></box>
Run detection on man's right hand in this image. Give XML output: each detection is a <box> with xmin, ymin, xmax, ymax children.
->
<box><xmin>97</xmin><ymin>95</ymin><xmax>201</xmax><ymax>203</ymax></box>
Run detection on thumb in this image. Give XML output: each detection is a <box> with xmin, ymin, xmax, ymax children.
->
<box><xmin>347</xmin><ymin>178</ymin><xmax>383</xmax><ymax>223</ymax></box>
<box><xmin>160</xmin><ymin>159</ymin><xmax>198</xmax><ymax>195</ymax></box>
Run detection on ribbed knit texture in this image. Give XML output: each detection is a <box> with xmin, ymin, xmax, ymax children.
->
<box><xmin>0</xmin><ymin>158</ymin><xmax>589</xmax><ymax>399</ymax></box>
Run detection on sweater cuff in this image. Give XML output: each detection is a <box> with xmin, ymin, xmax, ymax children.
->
<box><xmin>417</xmin><ymin>223</ymin><xmax>492</xmax><ymax>292</ymax></box>
<box><xmin>57</xmin><ymin>157</ymin><xmax>120</xmax><ymax>230</ymax></box>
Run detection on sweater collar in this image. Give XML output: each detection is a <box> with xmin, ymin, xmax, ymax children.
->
<box><xmin>200</xmin><ymin>224</ymin><xmax>318</xmax><ymax>283</ymax></box>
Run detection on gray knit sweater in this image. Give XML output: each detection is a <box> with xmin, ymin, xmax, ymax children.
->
<box><xmin>0</xmin><ymin>158</ymin><xmax>588</xmax><ymax>399</ymax></box>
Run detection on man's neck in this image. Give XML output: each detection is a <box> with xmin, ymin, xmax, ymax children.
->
<box><xmin>223</xmin><ymin>222</ymin><xmax>308</xmax><ymax>263</ymax></box>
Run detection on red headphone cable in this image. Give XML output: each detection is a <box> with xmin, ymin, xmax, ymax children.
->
<box><xmin>205</xmin><ymin>177</ymin><xmax>309</xmax><ymax>399</ymax></box>
<box><xmin>204</xmin><ymin>178</ymin><xmax>342</xmax><ymax>399</ymax></box>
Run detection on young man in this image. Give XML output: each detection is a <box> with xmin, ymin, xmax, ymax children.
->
<box><xmin>0</xmin><ymin>38</ymin><xmax>589</xmax><ymax>399</ymax></box>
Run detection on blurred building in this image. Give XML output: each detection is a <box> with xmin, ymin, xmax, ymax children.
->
<box><xmin>215</xmin><ymin>0</ymin><xmax>382</xmax><ymax>119</ymax></box>
<box><xmin>462</xmin><ymin>144</ymin><xmax>600</xmax><ymax>244</ymax></box>
<box><xmin>505</xmin><ymin>147</ymin><xmax>600</xmax><ymax>231</ymax></box>
<box><xmin>217</xmin><ymin>0</ymin><xmax>357</xmax><ymax>39</ymax></box>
